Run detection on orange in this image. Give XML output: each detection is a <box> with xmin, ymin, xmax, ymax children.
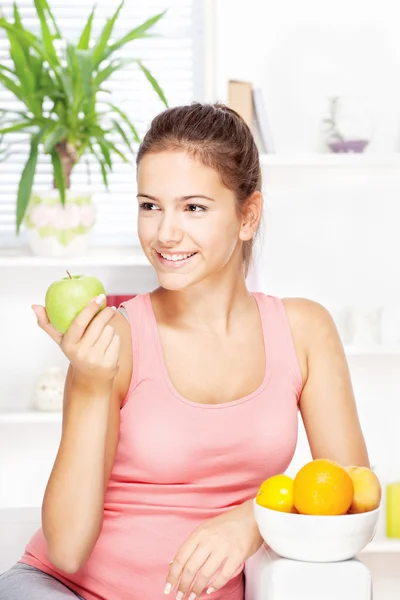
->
<box><xmin>293</xmin><ymin>459</ymin><xmax>354</xmax><ymax>516</ymax></box>
<box><xmin>256</xmin><ymin>474</ymin><xmax>296</xmax><ymax>513</ymax></box>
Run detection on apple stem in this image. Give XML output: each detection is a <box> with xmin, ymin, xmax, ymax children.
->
<box><xmin>66</xmin><ymin>270</ymin><xmax>72</xmax><ymax>279</ymax></box>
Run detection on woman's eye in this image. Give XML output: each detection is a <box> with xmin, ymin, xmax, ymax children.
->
<box><xmin>139</xmin><ymin>202</ymin><xmax>158</xmax><ymax>211</ymax></box>
<box><xmin>187</xmin><ymin>204</ymin><xmax>207</xmax><ymax>212</ymax></box>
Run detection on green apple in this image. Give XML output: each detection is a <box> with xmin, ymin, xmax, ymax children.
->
<box><xmin>45</xmin><ymin>271</ymin><xmax>107</xmax><ymax>334</ymax></box>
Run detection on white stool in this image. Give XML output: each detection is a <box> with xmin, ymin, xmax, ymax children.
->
<box><xmin>244</xmin><ymin>544</ymin><xmax>372</xmax><ymax>600</ymax></box>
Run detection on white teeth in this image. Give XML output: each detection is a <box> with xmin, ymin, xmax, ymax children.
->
<box><xmin>160</xmin><ymin>252</ymin><xmax>195</xmax><ymax>262</ymax></box>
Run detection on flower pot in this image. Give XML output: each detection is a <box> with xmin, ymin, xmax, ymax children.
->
<box><xmin>24</xmin><ymin>189</ymin><xmax>96</xmax><ymax>257</ymax></box>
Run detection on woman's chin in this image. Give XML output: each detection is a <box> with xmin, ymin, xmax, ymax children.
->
<box><xmin>155</xmin><ymin>273</ymin><xmax>194</xmax><ymax>291</ymax></box>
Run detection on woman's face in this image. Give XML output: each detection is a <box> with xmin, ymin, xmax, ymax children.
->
<box><xmin>137</xmin><ymin>150</ymin><xmax>250</xmax><ymax>291</ymax></box>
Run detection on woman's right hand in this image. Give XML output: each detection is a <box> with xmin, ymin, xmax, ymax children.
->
<box><xmin>31</xmin><ymin>293</ymin><xmax>121</xmax><ymax>385</ymax></box>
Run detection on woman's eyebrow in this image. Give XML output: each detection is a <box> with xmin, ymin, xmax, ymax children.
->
<box><xmin>137</xmin><ymin>193</ymin><xmax>215</xmax><ymax>202</ymax></box>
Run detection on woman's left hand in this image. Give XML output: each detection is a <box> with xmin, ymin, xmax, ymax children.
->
<box><xmin>164</xmin><ymin>499</ymin><xmax>263</xmax><ymax>599</ymax></box>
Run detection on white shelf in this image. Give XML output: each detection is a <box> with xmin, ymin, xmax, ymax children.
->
<box><xmin>259</xmin><ymin>154</ymin><xmax>400</xmax><ymax>168</ymax></box>
<box><xmin>344</xmin><ymin>345</ymin><xmax>400</xmax><ymax>356</ymax></box>
<box><xmin>0</xmin><ymin>411</ymin><xmax>62</xmax><ymax>424</ymax></box>
<box><xmin>361</xmin><ymin>536</ymin><xmax>400</xmax><ymax>554</ymax></box>
<box><xmin>0</xmin><ymin>245</ymin><xmax>151</xmax><ymax>267</ymax></box>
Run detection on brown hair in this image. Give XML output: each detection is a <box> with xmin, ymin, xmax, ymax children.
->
<box><xmin>136</xmin><ymin>102</ymin><xmax>262</xmax><ymax>276</ymax></box>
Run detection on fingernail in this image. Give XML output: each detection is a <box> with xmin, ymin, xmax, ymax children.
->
<box><xmin>164</xmin><ymin>582</ymin><xmax>172</xmax><ymax>595</ymax></box>
<box><xmin>95</xmin><ymin>294</ymin><xmax>105</xmax><ymax>305</ymax></box>
<box><xmin>189</xmin><ymin>593</ymin><xmax>196</xmax><ymax>600</ymax></box>
<box><xmin>31</xmin><ymin>306</ymin><xmax>38</xmax><ymax>319</ymax></box>
<box><xmin>176</xmin><ymin>592</ymin><xmax>184</xmax><ymax>600</ymax></box>
<box><xmin>207</xmin><ymin>588</ymin><xmax>216</xmax><ymax>595</ymax></box>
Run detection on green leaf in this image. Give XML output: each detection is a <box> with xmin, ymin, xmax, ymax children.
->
<box><xmin>7</xmin><ymin>29</ymin><xmax>35</xmax><ymax>90</ymax></box>
<box><xmin>0</xmin><ymin>18</ymin><xmax>39</xmax><ymax>47</ymax></box>
<box><xmin>76</xmin><ymin>49</ymin><xmax>94</xmax><ymax>110</ymax></box>
<box><xmin>0</xmin><ymin>18</ymin><xmax>68</xmax><ymax>100</ymax></box>
<box><xmin>13</xmin><ymin>2</ymin><xmax>23</xmax><ymax>28</ymax></box>
<box><xmin>39</xmin><ymin>0</ymin><xmax>62</xmax><ymax>39</ymax></box>
<box><xmin>28</xmin><ymin>54</ymin><xmax>44</xmax><ymax>83</ymax></box>
<box><xmin>94</xmin><ymin>136</ymin><xmax>112</xmax><ymax>168</ymax></box>
<box><xmin>137</xmin><ymin>60</ymin><xmax>168</xmax><ymax>108</ymax></box>
<box><xmin>0</xmin><ymin>121</ymin><xmax>35</xmax><ymax>135</ymax></box>
<box><xmin>0</xmin><ymin>108</ymin><xmax>31</xmax><ymax>119</ymax></box>
<box><xmin>111</xmin><ymin>118</ymin><xmax>134</xmax><ymax>154</ymax></box>
<box><xmin>33</xmin><ymin>0</ymin><xmax>59</xmax><ymax>67</ymax></box>
<box><xmin>89</xmin><ymin>143</ymin><xmax>109</xmax><ymax>190</ymax></box>
<box><xmin>78</xmin><ymin>6</ymin><xmax>96</xmax><ymax>50</ymax></box>
<box><xmin>93</xmin><ymin>58</ymin><xmax>137</xmax><ymax>88</ymax></box>
<box><xmin>105</xmin><ymin>103</ymin><xmax>141</xmax><ymax>143</ymax></box>
<box><xmin>105</xmin><ymin>11</ymin><xmax>166</xmax><ymax>60</ymax></box>
<box><xmin>16</xmin><ymin>131</ymin><xmax>42</xmax><ymax>232</ymax></box>
<box><xmin>0</xmin><ymin>64</ymin><xmax>16</xmax><ymax>76</ymax></box>
<box><xmin>92</xmin><ymin>1</ymin><xmax>124</xmax><ymax>68</ymax></box>
<box><xmin>58</xmin><ymin>68</ymin><xmax>74</xmax><ymax>107</ymax></box>
<box><xmin>43</xmin><ymin>124</ymin><xmax>68</xmax><ymax>153</ymax></box>
<box><xmin>99</xmin><ymin>161</ymin><xmax>109</xmax><ymax>189</ymax></box>
<box><xmin>6</xmin><ymin>29</ymin><xmax>39</xmax><ymax>114</ymax></box>
<box><xmin>12</xmin><ymin>4</ymin><xmax>36</xmax><ymax>75</ymax></box>
<box><xmin>51</xmin><ymin>150</ymin><xmax>66</xmax><ymax>204</ymax></box>
<box><xmin>102</xmin><ymin>138</ymin><xmax>129</xmax><ymax>163</ymax></box>
<box><xmin>0</xmin><ymin>71</ymin><xmax>25</xmax><ymax>104</ymax></box>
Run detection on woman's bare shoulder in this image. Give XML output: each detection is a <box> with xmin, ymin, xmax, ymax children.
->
<box><xmin>281</xmin><ymin>297</ymin><xmax>336</xmax><ymax>386</ymax></box>
<box><xmin>282</xmin><ymin>297</ymin><xmax>335</xmax><ymax>334</ymax></box>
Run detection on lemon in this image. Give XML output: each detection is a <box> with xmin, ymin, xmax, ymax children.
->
<box><xmin>256</xmin><ymin>474</ymin><xmax>296</xmax><ymax>513</ymax></box>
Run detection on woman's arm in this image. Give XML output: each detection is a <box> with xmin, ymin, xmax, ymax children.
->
<box><xmin>283</xmin><ymin>298</ymin><xmax>370</xmax><ymax>467</ymax></box>
<box><xmin>35</xmin><ymin>307</ymin><xmax>132</xmax><ymax>574</ymax></box>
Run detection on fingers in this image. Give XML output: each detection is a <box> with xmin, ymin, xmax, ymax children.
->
<box><xmin>64</xmin><ymin>294</ymin><xmax>107</xmax><ymax>345</ymax></box>
<box><xmin>73</xmin><ymin>306</ymin><xmax>117</xmax><ymax>349</ymax></box>
<box><xmin>178</xmin><ymin>552</ymin><xmax>222</xmax><ymax>600</ymax></box>
<box><xmin>195</xmin><ymin>556</ymin><xmax>241</xmax><ymax>596</ymax></box>
<box><xmin>165</xmin><ymin>536</ymin><xmax>199</xmax><ymax>595</ymax></box>
<box><xmin>32</xmin><ymin>305</ymin><xmax>63</xmax><ymax>345</ymax></box>
<box><xmin>169</xmin><ymin>546</ymin><xmax>213</xmax><ymax>599</ymax></box>
<box><xmin>94</xmin><ymin>324</ymin><xmax>116</xmax><ymax>354</ymax></box>
<box><xmin>165</xmin><ymin>546</ymin><xmax>242</xmax><ymax>599</ymax></box>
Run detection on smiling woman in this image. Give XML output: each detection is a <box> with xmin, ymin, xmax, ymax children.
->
<box><xmin>2</xmin><ymin>102</ymin><xmax>369</xmax><ymax>600</ymax></box>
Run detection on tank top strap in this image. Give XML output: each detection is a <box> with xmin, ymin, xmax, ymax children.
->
<box><xmin>253</xmin><ymin>292</ymin><xmax>303</xmax><ymax>400</ymax></box>
<box><xmin>118</xmin><ymin>293</ymin><xmax>157</xmax><ymax>407</ymax></box>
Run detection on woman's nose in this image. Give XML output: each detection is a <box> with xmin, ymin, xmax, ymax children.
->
<box><xmin>157</xmin><ymin>213</ymin><xmax>183</xmax><ymax>246</ymax></box>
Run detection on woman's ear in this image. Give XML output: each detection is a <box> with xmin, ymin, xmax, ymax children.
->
<box><xmin>239</xmin><ymin>191</ymin><xmax>263</xmax><ymax>241</ymax></box>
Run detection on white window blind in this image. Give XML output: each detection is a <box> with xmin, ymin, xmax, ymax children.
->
<box><xmin>0</xmin><ymin>0</ymin><xmax>205</xmax><ymax>247</ymax></box>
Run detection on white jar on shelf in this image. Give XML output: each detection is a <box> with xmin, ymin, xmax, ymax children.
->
<box><xmin>31</xmin><ymin>366</ymin><xmax>66</xmax><ymax>412</ymax></box>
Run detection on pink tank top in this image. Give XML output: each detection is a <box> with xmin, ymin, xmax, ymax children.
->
<box><xmin>20</xmin><ymin>292</ymin><xmax>302</xmax><ymax>600</ymax></box>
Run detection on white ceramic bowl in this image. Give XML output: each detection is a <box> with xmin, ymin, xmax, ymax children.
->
<box><xmin>253</xmin><ymin>499</ymin><xmax>380</xmax><ymax>562</ymax></box>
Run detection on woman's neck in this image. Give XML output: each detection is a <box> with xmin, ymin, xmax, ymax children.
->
<box><xmin>152</xmin><ymin>277</ymin><xmax>253</xmax><ymax>334</ymax></box>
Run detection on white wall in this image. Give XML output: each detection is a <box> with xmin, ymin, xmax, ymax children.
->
<box><xmin>214</xmin><ymin>0</ymin><xmax>400</xmax><ymax>154</ymax></box>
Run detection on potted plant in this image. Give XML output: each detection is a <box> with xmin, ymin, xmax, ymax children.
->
<box><xmin>0</xmin><ymin>0</ymin><xmax>167</xmax><ymax>256</ymax></box>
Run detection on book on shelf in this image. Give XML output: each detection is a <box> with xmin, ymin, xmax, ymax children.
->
<box><xmin>227</xmin><ymin>80</ymin><xmax>275</xmax><ymax>154</ymax></box>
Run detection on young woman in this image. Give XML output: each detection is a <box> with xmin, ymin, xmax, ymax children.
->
<box><xmin>0</xmin><ymin>103</ymin><xmax>369</xmax><ymax>600</ymax></box>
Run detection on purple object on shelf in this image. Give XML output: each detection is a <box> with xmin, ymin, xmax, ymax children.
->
<box><xmin>329</xmin><ymin>139</ymin><xmax>370</xmax><ymax>153</ymax></box>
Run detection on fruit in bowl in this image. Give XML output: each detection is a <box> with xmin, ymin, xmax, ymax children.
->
<box><xmin>253</xmin><ymin>459</ymin><xmax>381</xmax><ymax>562</ymax></box>
<box><xmin>256</xmin><ymin>474</ymin><xmax>297</xmax><ymax>513</ymax></box>
<box><xmin>346</xmin><ymin>465</ymin><xmax>382</xmax><ymax>514</ymax></box>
